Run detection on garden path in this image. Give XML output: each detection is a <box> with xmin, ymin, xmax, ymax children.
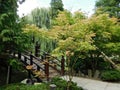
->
<box><xmin>62</xmin><ymin>76</ymin><xmax>120</xmax><ymax>90</ymax></box>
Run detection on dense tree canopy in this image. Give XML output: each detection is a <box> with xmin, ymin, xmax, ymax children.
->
<box><xmin>48</xmin><ymin>10</ymin><xmax>95</xmax><ymax>56</ymax></box>
<box><xmin>44</xmin><ymin>10</ymin><xmax>120</xmax><ymax>74</ymax></box>
<box><xmin>83</xmin><ymin>14</ymin><xmax>120</xmax><ymax>72</ymax></box>
<box><xmin>0</xmin><ymin>0</ymin><xmax>29</xmax><ymax>53</ymax></box>
<box><xmin>50</xmin><ymin>0</ymin><xmax>64</xmax><ymax>18</ymax></box>
<box><xmin>95</xmin><ymin>0</ymin><xmax>120</xmax><ymax>19</ymax></box>
<box><xmin>0</xmin><ymin>0</ymin><xmax>18</xmax><ymax>52</ymax></box>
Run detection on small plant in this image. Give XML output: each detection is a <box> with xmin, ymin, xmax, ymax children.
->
<box><xmin>101</xmin><ymin>70</ymin><xmax>120</xmax><ymax>82</ymax></box>
<box><xmin>51</xmin><ymin>77</ymin><xmax>83</xmax><ymax>90</ymax></box>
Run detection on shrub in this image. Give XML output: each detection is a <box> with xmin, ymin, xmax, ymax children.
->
<box><xmin>1</xmin><ymin>83</ymin><xmax>48</xmax><ymax>90</ymax></box>
<box><xmin>1</xmin><ymin>77</ymin><xmax>83</xmax><ymax>90</ymax></box>
<box><xmin>51</xmin><ymin>77</ymin><xmax>83</xmax><ymax>90</ymax></box>
<box><xmin>101</xmin><ymin>70</ymin><xmax>120</xmax><ymax>82</ymax></box>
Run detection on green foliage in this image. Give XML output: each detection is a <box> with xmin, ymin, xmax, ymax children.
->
<box><xmin>0</xmin><ymin>0</ymin><xmax>18</xmax><ymax>52</ymax></box>
<box><xmin>8</xmin><ymin>59</ymin><xmax>23</xmax><ymax>70</ymax></box>
<box><xmin>87</xmin><ymin>14</ymin><xmax>120</xmax><ymax>53</ymax></box>
<box><xmin>0</xmin><ymin>81</ymin><xmax>82</xmax><ymax>90</ymax></box>
<box><xmin>73</xmin><ymin>11</ymin><xmax>86</xmax><ymax>20</ymax></box>
<box><xmin>105</xmin><ymin>24</ymin><xmax>120</xmax><ymax>54</ymax></box>
<box><xmin>51</xmin><ymin>77</ymin><xmax>67</xmax><ymax>89</ymax></box>
<box><xmin>23</xmin><ymin>24</ymin><xmax>56</xmax><ymax>53</ymax></box>
<box><xmin>1</xmin><ymin>83</ymin><xmax>48</xmax><ymax>90</ymax></box>
<box><xmin>51</xmin><ymin>77</ymin><xmax>83</xmax><ymax>90</ymax></box>
<box><xmin>48</xmin><ymin>10</ymin><xmax>120</xmax><ymax>77</ymax></box>
<box><xmin>25</xmin><ymin>8</ymin><xmax>51</xmax><ymax>29</ymax></box>
<box><xmin>95</xmin><ymin>0</ymin><xmax>120</xmax><ymax>19</ymax></box>
<box><xmin>73</xmin><ymin>14</ymin><xmax>120</xmax><ymax>74</ymax></box>
<box><xmin>50</xmin><ymin>0</ymin><xmax>64</xmax><ymax>18</ymax></box>
<box><xmin>53</xmin><ymin>10</ymin><xmax>75</xmax><ymax>26</ymax></box>
<box><xmin>101</xmin><ymin>70</ymin><xmax>120</xmax><ymax>82</ymax></box>
<box><xmin>0</xmin><ymin>0</ymin><xmax>30</xmax><ymax>53</ymax></box>
<box><xmin>50</xmin><ymin>10</ymin><xmax>95</xmax><ymax>56</ymax></box>
<box><xmin>49</xmin><ymin>10</ymin><xmax>96</xmax><ymax>79</ymax></box>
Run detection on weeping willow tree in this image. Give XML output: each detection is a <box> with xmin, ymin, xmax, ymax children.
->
<box><xmin>23</xmin><ymin>24</ymin><xmax>56</xmax><ymax>53</ymax></box>
<box><xmin>24</xmin><ymin>8</ymin><xmax>51</xmax><ymax>29</ymax></box>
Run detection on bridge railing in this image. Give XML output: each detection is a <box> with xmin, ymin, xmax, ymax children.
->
<box><xmin>39</xmin><ymin>50</ymin><xmax>65</xmax><ymax>75</ymax></box>
<box><xmin>10</xmin><ymin>49</ymin><xmax>65</xmax><ymax>81</ymax></box>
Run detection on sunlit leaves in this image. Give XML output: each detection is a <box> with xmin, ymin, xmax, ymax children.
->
<box><xmin>53</xmin><ymin>10</ymin><xmax>74</xmax><ymax>26</ymax></box>
<box><xmin>49</xmin><ymin>10</ymin><xmax>96</xmax><ymax>56</ymax></box>
<box><xmin>105</xmin><ymin>43</ymin><xmax>120</xmax><ymax>53</ymax></box>
<box><xmin>73</xmin><ymin>11</ymin><xmax>86</xmax><ymax>21</ymax></box>
<box><xmin>86</xmin><ymin>14</ymin><xmax>117</xmax><ymax>43</ymax></box>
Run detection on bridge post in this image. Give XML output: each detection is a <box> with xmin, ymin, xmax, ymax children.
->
<box><xmin>28</xmin><ymin>70</ymin><xmax>32</xmax><ymax>79</ymax></box>
<box><xmin>30</xmin><ymin>54</ymin><xmax>33</xmax><ymax>65</ymax></box>
<box><xmin>61</xmin><ymin>55</ymin><xmax>65</xmax><ymax>76</ymax></box>
<box><xmin>37</xmin><ymin>65</ymin><xmax>40</xmax><ymax>71</ymax></box>
<box><xmin>13</xmin><ymin>52</ymin><xmax>16</xmax><ymax>57</ymax></box>
<box><xmin>18</xmin><ymin>52</ymin><xmax>21</xmax><ymax>59</ymax></box>
<box><xmin>45</xmin><ymin>60</ymin><xmax>49</xmax><ymax>81</ymax></box>
<box><xmin>35</xmin><ymin>41</ymin><xmax>40</xmax><ymax>57</ymax></box>
<box><xmin>24</xmin><ymin>56</ymin><xmax>27</xmax><ymax>65</ymax></box>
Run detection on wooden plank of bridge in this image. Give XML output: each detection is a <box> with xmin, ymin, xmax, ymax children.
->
<box><xmin>35</xmin><ymin>41</ymin><xmax>40</xmax><ymax>57</ymax></box>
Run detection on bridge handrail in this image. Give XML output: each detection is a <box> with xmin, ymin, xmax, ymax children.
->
<box><xmin>24</xmin><ymin>50</ymin><xmax>62</xmax><ymax>71</ymax></box>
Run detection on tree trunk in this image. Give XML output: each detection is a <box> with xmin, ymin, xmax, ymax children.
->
<box><xmin>101</xmin><ymin>51</ymin><xmax>120</xmax><ymax>70</ymax></box>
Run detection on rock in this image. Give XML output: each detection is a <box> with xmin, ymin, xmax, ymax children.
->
<box><xmin>34</xmin><ymin>82</ymin><xmax>42</xmax><ymax>85</ymax></box>
<box><xmin>49</xmin><ymin>84</ymin><xmax>57</xmax><ymax>90</ymax></box>
<box><xmin>21</xmin><ymin>78</ymin><xmax>28</xmax><ymax>84</ymax></box>
<box><xmin>21</xmin><ymin>78</ymin><xmax>34</xmax><ymax>85</ymax></box>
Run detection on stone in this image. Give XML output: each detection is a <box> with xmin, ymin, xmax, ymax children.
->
<box><xmin>49</xmin><ymin>84</ymin><xmax>57</xmax><ymax>90</ymax></box>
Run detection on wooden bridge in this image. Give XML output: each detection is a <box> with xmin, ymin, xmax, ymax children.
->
<box><xmin>6</xmin><ymin>45</ymin><xmax>119</xmax><ymax>84</ymax></box>
<box><xmin>9</xmin><ymin>49</ymin><xmax>65</xmax><ymax>82</ymax></box>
